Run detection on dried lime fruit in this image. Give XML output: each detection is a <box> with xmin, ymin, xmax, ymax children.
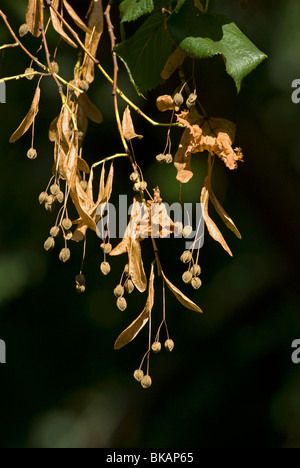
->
<box><xmin>56</xmin><ymin>191</ymin><xmax>64</xmax><ymax>204</ymax></box>
<box><xmin>100</xmin><ymin>262</ymin><xmax>111</xmax><ymax>276</ymax></box>
<box><xmin>191</xmin><ymin>264</ymin><xmax>201</xmax><ymax>276</ymax></box>
<box><xmin>76</xmin><ymin>284</ymin><xmax>86</xmax><ymax>294</ymax></box>
<box><xmin>183</xmin><ymin>225</ymin><xmax>193</xmax><ymax>238</ymax></box>
<box><xmin>44</xmin><ymin>237</ymin><xmax>55</xmax><ymax>251</ymax></box>
<box><xmin>62</xmin><ymin>218</ymin><xmax>72</xmax><ymax>231</ymax></box>
<box><xmin>59</xmin><ymin>248</ymin><xmax>71</xmax><ymax>263</ymax></box>
<box><xmin>191</xmin><ymin>277</ymin><xmax>202</xmax><ymax>290</ymax></box>
<box><xmin>101</xmin><ymin>242</ymin><xmax>112</xmax><ymax>254</ymax></box>
<box><xmin>180</xmin><ymin>250</ymin><xmax>192</xmax><ymax>264</ymax></box>
<box><xmin>130</xmin><ymin>172</ymin><xmax>139</xmax><ymax>182</ymax></box>
<box><xmin>75</xmin><ymin>274</ymin><xmax>85</xmax><ymax>286</ymax></box>
<box><xmin>38</xmin><ymin>192</ymin><xmax>48</xmax><ymax>205</ymax></box>
<box><xmin>140</xmin><ymin>181</ymin><xmax>147</xmax><ymax>191</ymax></box>
<box><xmin>151</xmin><ymin>342</ymin><xmax>162</xmax><ymax>353</ymax></box>
<box><xmin>133</xmin><ymin>369</ymin><xmax>144</xmax><ymax>382</ymax></box>
<box><xmin>141</xmin><ymin>375</ymin><xmax>152</xmax><ymax>389</ymax></box>
<box><xmin>165</xmin><ymin>154</ymin><xmax>173</xmax><ymax>164</ymax></box>
<box><xmin>114</xmin><ymin>285</ymin><xmax>124</xmax><ymax>298</ymax></box>
<box><xmin>50</xmin><ymin>61</ymin><xmax>59</xmax><ymax>74</ymax></box>
<box><xmin>25</xmin><ymin>68</ymin><xmax>35</xmax><ymax>80</ymax></box>
<box><xmin>173</xmin><ymin>93</ymin><xmax>184</xmax><ymax>107</ymax></box>
<box><xmin>186</xmin><ymin>93</ymin><xmax>197</xmax><ymax>109</ymax></box>
<box><xmin>182</xmin><ymin>271</ymin><xmax>193</xmax><ymax>284</ymax></box>
<box><xmin>27</xmin><ymin>148</ymin><xmax>37</xmax><ymax>160</ymax></box>
<box><xmin>165</xmin><ymin>339</ymin><xmax>175</xmax><ymax>352</ymax></box>
<box><xmin>133</xmin><ymin>182</ymin><xmax>141</xmax><ymax>192</ymax></box>
<box><xmin>19</xmin><ymin>23</ymin><xmax>29</xmax><ymax>37</ymax></box>
<box><xmin>117</xmin><ymin>297</ymin><xmax>127</xmax><ymax>311</ymax></box>
<box><xmin>125</xmin><ymin>279</ymin><xmax>134</xmax><ymax>294</ymax></box>
<box><xmin>50</xmin><ymin>184</ymin><xmax>60</xmax><ymax>196</ymax></box>
<box><xmin>50</xmin><ymin>226</ymin><xmax>60</xmax><ymax>238</ymax></box>
<box><xmin>156</xmin><ymin>153</ymin><xmax>166</xmax><ymax>163</ymax></box>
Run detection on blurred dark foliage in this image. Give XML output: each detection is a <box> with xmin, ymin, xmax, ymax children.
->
<box><xmin>0</xmin><ymin>0</ymin><xmax>300</xmax><ymax>448</ymax></box>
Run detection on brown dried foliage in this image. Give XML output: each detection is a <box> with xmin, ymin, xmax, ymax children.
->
<box><xmin>10</xmin><ymin>85</ymin><xmax>40</xmax><ymax>143</ymax></box>
<box><xmin>174</xmin><ymin>108</ymin><xmax>244</xmax><ymax>182</ymax></box>
<box><xmin>114</xmin><ymin>264</ymin><xmax>155</xmax><ymax>349</ymax></box>
<box><xmin>25</xmin><ymin>0</ymin><xmax>42</xmax><ymax>37</ymax></box>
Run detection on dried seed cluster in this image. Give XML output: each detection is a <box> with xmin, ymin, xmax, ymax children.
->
<box><xmin>3</xmin><ymin>0</ymin><xmax>248</xmax><ymax>387</ymax></box>
<box><xmin>156</xmin><ymin>153</ymin><xmax>173</xmax><ymax>164</ymax></box>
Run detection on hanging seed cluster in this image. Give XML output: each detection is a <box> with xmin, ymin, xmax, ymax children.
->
<box><xmin>1</xmin><ymin>0</ymin><xmax>249</xmax><ymax>386</ymax></box>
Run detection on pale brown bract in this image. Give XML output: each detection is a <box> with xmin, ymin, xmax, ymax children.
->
<box><xmin>174</xmin><ymin>108</ymin><xmax>244</xmax><ymax>183</ymax></box>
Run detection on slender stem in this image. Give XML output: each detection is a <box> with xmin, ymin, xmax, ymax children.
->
<box><xmin>104</xmin><ymin>2</ymin><xmax>129</xmax><ymax>153</ymax></box>
<box><xmin>92</xmin><ymin>153</ymin><xmax>129</xmax><ymax>169</ymax></box>
<box><xmin>54</xmin><ymin>74</ymin><xmax>83</xmax><ymax>93</ymax></box>
<box><xmin>0</xmin><ymin>10</ymin><xmax>48</xmax><ymax>71</ymax></box>
<box><xmin>178</xmin><ymin>68</ymin><xmax>208</xmax><ymax>118</ymax></box>
<box><xmin>40</xmin><ymin>8</ymin><xmax>64</xmax><ymax>97</ymax></box>
<box><xmin>147</xmin><ymin>311</ymin><xmax>152</xmax><ymax>376</ymax></box>
<box><xmin>205</xmin><ymin>0</ymin><xmax>210</xmax><ymax>13</ymax></box>
<box><xmin>0</xmin><ymin>71</ymin><xmax>42</xmax><ymax>82</ymax></box>
<box><xmin>47</xmin><ymin>3</ymin><xmax>181</xmax><ymax>128</ymax></box>
<box><xmin>80</xmin><ymin>236</ymin><xmax>87</xmax><ymax>274</ymax></box>
<box><xmin>152</xmin><ymin>238</ymin><xmax>162</xmax><ymax>276</ymax></box>
<box><xmin>0</xmin><ymin>42</ymin><xmax>19</xmax><ymax>50</ymax></box>
<box><xmin>61</xmin><ymin>96</ymin><xmax>78</xmax><ymax>131</ymax></box>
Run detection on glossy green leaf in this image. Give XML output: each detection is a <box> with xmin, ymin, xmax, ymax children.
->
<box><xmin>167</xmin><ymin>1</ymin><xmax>267</xmax><ymax>92</ymax></box>
<box><xmin>119</xmin><ymin>0</ymin><xmax>170</xmax><ymax>22</ymax></box>
<box><xmin>115</xmin><ymin>13</ymin><xmax>173</xmax><ymax>95</ymax></box>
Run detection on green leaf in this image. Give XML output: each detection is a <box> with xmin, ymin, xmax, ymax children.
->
<box><xmin>115</xmin><ymin>13</ymin><xmax>173</xmax><ymax>95</ymax></box>
<box><xmin>167</xmin><ymin>1</ymin><xmax>267</xmax><ymax>92</ymax></box>
<box><xmin>119</xmin><ymin>0</ymin><xmax>171</xmax><ymax>22</ymax></box>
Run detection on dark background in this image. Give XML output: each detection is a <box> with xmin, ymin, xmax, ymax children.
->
<box><xmin>0</xmin><ymin>0</ymin><xmax>300</xmax><ymax>448</ymax></box>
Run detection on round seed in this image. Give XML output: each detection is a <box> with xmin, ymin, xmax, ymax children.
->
<box><xmin>50</xmin><ymin>226</ymin><xmax>60</xmax><ymax>238</ymax></box>
<box><xmin>165</xmin><ymin>339</ymin><xmax>175</xmax><ymax>352</ymax></box>
<box><xmin>180</xmin><ymin>250</ymin><xmax>193</xmax><ymax>264</ymax></box>
<box><xmin>151</xmin><ymin>342</ymin><xmax>162</xmax><ymax>353</ymax></box>
<box><xmin>191</xmin><ymin>277</ymin><xmax>202</xmax><ymax>290</ymax></box>
<box><xmin>27</xmin><ymin>148</ymin><xmax>37</xmax><ymax>160</ymax></box>
<box><xmin>100</xmin><ymin>261</ymin><xmax>111</xmax><ymax>276</ymax></box>
<box><xmin>44</xmin><ymin>237</ymin><xmax>55</xmax><ymax>251</ymax></box>
<box><xmin>173</xmin><ymin>93</ymin><xmax>184</xmax><ymax>107</ymax></box>
<box><xmin>133</xmin><ymin>369</ymin><xmax>144</xmax><ymax>382</ymax></box>
<box><xmin>62</xmin><ymin>218</ymin><xmax>72</xmax><ymax>231</ymax></box>
<box><xmin>19</xmin><ymin>23</ymin><xmax>29</xmax><ymax>37</ymax></box>
<box><xmin>38</xmin><ymin>192</ymin><xmax>48</xmax><ymax>205</ymax></box>
<box><xmin>50</xmin><ymin>183</ymin><xmax>60</xmax><ymax>196</ymax></box>
<box><xmin>191</xmin><ymin>264</ymin><xmax>201</xmax><ymax>276</ymax></box>
<box><xmin>141</xmin><ymin>375</ymin><xmax>152</xmax><ymax>389</ymax></box>
<box><xmin>182</xmin><ymin>271</ymin><xmax>193</xmax><ymax>284</ymax></box>
<box><xmin>59</xmin><ymin>248</ymin><xmax>71</xmax><ymax>263</ymax></box>
<box><xmin>25</xmin><ymin>68</ymin><xmax>35</xmax><ymax>80</ymax></box>
<box><xmin>117</xmin><ymin>297</ymin><xmax>127</xmax><ymax>311</ymax></box>
<box><xmin>114</xmin><ymin>284</ymin><xmax>124</xmax><ymax>298</ymax></box>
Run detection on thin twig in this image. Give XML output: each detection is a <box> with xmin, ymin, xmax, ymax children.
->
<box><xmin>0</xmin><ymin>42</ymin><xmax>19</xmax><ymax>50</ymax></box>
<box><xmin>104</xmin><ymin>1</ymin><xmax>128</xmax><ymax>153</ymax></box>
<box><xmin>46</xmin><ymin>3</ymin><xmax>182</xmax><ymax>128</ymax></box>
<box><xmin>0</xmin><ymin>10</ymin><xmax>47</xmax><ymax>71</ymax></box>
<box><xmin>92</xmin><ymin>153</ymin><xmax>129</xmax><ymax>169</ymax></box>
